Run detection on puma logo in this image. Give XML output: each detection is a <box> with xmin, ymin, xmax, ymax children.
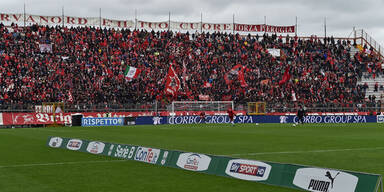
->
<box><xmin>325</xmin><ymin>171</ymin><xmax>340</xmax><ymax>188</ymax></box>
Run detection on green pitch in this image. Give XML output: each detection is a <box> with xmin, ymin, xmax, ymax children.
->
<box><xmin>0</xmin><ymin>123</ymin><xmax>383</xmax><ymax>192</ymax></box>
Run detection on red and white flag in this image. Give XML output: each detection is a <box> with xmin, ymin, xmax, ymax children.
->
<box><xmin>68</xmin><ymin>90</ymin><xmax>73</xmax><ymax>103</ymax></box>
<box><xmin>165</xmin><ymin>64</ymin><xmax>181</xmax><ymax>97</ymax></box>
<box><xmin>224</xmin><ymin>64</ymin><xmax>248</xmax><ymax>87</ymax></box>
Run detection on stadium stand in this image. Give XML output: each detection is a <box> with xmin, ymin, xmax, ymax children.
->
<box><xmin>0</xmin><ymin>23</ymin><xmax>383</xmax><ymax>112</ymax></box>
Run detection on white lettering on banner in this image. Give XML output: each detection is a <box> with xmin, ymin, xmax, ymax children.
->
<box><xmin>107</xmin><ymin>144</ymin><xmax>115</xmax><ymax>156</ymax></box>
<box><xmin>280</xmin><ymin>116</ymin><xmax>288</xmax><ymax>123</ymax></box>
<box><xmin>161</xmin><ymin>151</ymin><xmax>169</xmax><ymax>165</ymax></box>
<box><xmin>237</xmin><ymin>116</ymin><xmax>253</xmax><ymax>123</ymax></box>
<box><xmin>293</xmin><ymin>168</ymin><xmax>358</xmax><ymax>192</ymax></box>
<box><xmin>36</xmin><ymin>113</ymin><xmax>72</xmax><ymax>124</ymax></box>
<box><xmin>0</xmin><ymin>113</ymin><xmax>3</xmax><ymax>125</ymax></box>
<box><xmin>48</xmin><ymin>137</ymin><xmax>63</xmax><ymax>148</ymax></box>
<box><xmin>176</xmin><ymin>153</ymin><xmax>211</xmax><ymax>171</ymax></box>
<box><xmin>86</xmin><ymin>141</ymin><xmax>105</xmax><ymax>154</ymax></box>
<box><xmin>134</xmin><ymin>147</ymin><xmax>160</xmax><ymax>164</ymax></box>
<box><xmin>168</xmin><ymin>115</ymin><xmax>253</xmax><ymax>124</ymax></box>
<box><xmin>128</xmin><ymin>146</ymin><xmax>136</xmax><ymax>159</ymax></box>
<box><xmin>292</xmin><ymin>116</ymin><xmax>367</xmax><ymax>124</ymax></box>
<box><xmin>114</xmin><ymin>145</ymin><xmax>130</xmax><ymax>159</ymax></box>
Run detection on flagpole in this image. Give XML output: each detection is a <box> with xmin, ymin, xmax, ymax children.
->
<box><xmin>295</xmin><ymin>16</ymin><xmax>298</xmax><ymax>37</ymax></box>
<box><xmin>135</xmin><ymin>9</ymin><xmax>137</xmax><ymax>30</ymax></box>
<box><xmin>200</xmin><ymin>12</ymin><xmax>203</xmax><ymax>33</ymax></box>
<box><xmin>168</xmin><ymin>11</ymin><xmax>171</xmax><ymax>31</ymax></box>
<box><xmin>324</xmin><ymin>17</ymin><xmax>327</xmax><ymax>38</ymax></box>
<box><xmin>232</xmin><ymin>14</ymin><xmax>235</xmax><ymax>34</ymax></box>
<box><xmin>23</xmin><ymin>2</ymin><xmax>26</xmax><ymax>28</ymax></box>
<box><xmin>99</xmin><ymin>8</ymin><xmax>102</xmax><ymax>28</ymax></box>
<box><xmin>62</xmin><ymin>6</ymin><xmax>65</xmax><ymax>27</ymax></box>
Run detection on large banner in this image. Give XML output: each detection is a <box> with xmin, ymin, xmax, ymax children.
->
<box><xmin>235</xmin><ymin>24</ymin><xmax>295</xmax><ymax>33</ymax></box>
<box><xmin>47</xmin><ymin>137</ymin><xmax>382</xmax><ymax>192</ymax></box>
<box><xmin>0</xmin><ymin>13</ymin><xmax>295</xmax><ymax>33</ymax></box>
<box><xmin>0</xmin><ymin>13</ymin><xmax>134</xmax><ymax>28</ymax></box>
<box><xmin>0</xmin><ymin>112</ymin><xmax>378</xmax><ymax>126</ymax></box>
<box><xmin>81</xmin><ymin>117</ymin><xmax>125</xmax><ymax>126</ymax></box>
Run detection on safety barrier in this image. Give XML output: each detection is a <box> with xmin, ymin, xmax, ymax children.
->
<box><xmin>47</xmin><ymin>137</ymin><xmax>382</xmax><ymax>192</ymax></box>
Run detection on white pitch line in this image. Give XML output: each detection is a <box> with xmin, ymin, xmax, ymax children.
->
<box><xmin>228</xmin><ymin>147</ymin><xmax>384</xmax><ymax>156</ymax></box>
<box><xmin>0</xmin><ymin>160</ymin><xmax>127</xmax><ymax>169</ymax></box>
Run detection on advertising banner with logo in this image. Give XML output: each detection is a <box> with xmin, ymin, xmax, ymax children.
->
<box><xmin>47</xmin><ymin>137</ymin><xmax>382</xmax><ymax>192</ymax></box>
<box><xmin>81</xmin><ymin>117</ymin><xmax>124</xmax><ymax>126</ymax></box>
<box><xmin>377</xmin><ymin>115</ymin><xmax>384</xmax><ymax>123</ymax></box>
<box><xmin>1</xmin><ymin>113</ymin><xmax>379</xmax><ymax>126</ymax></box>
<box><xmin>167</xmin><ymin>115</ymin><xmax>255</xmax><ymax>124</ymax></box>
<box><xmin>278</xmin><ymin>115</ymin><xmax>377</xmax><ymax>124</ymax></box>
<box><xmin>133</xmin><ymin>115</ymin><xmax>377</xmax><ymax>125</ymax></box>
<box><xmin>0</xmin><ymin>112</ymin><xmax>155</xmax><ymax>126</ymax></box>
<box><xmin>176</xmin><ymin>153</ymin><xmax>212</xmax><ymax>171</ymax></box>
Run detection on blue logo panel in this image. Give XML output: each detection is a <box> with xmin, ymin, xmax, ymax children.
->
<box><xmin>81</xmin><ymin>117</ymin><xmax>124</xmax><ymax>126</ymax></box>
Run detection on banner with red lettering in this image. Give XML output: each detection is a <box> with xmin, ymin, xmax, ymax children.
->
<box><xmin>0</xmin><ymin>13</ymin><xmax>134</xmax><ymax>28</ymax></box>
<box><xmin>1</xmin><ymin>12</ymin><xmax>295</xmax><ymax>33</ymax></box>
<box><xmin>235</xmin><ymin>24</ymin><xmax>295</xmax><ymax>33</ymax></box>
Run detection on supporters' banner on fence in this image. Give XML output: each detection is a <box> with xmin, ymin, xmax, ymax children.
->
<box><xmin>235</xmin><ymin>24</ymin><xmax>295</xmax><ymax>33</ymax></box>
<box><xmin>0</xmin><ymin>13</ymin><xmax>294</xmax><ymax>33</ymax></box>
<box><xmin>47</xmin><ymin>137</ymin><xmax>382</xmax><ymax>192</ymax></box>
<box><xmin>0</xmin><ymin>13</ymin><xmax>134</xmax><ymax>28</ymax></box>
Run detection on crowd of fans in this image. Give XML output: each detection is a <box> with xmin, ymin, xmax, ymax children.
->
<box><xmin>0</xmin><ymin>22</ymin><xmax>383</xmax><ymax>111</ymax></box>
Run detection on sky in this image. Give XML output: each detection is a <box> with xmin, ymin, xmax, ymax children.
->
<box><xmin>1</xmin><ymin>0</ymin><xmax>384</xmax><ymax>48</ymax></box>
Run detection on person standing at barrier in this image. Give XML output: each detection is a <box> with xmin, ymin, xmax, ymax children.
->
<box><xmin>227</xmin><ymin>108</ymin><xmax>235</xmax><ymax>126</ymax></box>
<box><xmin>297</xmin><ymin>105</ymin><xmax>306</xmax><ymax>124</ymax></box>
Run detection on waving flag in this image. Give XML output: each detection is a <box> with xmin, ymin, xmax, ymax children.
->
<box><xmin>224</xmin><ymin>64</ymin><xmax>248</xmax><ymax>87</ymax></box>
<box><xmin>124</xmin><ymin>66</ymin><xmax>140</xmax><ymax>81</ymax></box>
<box><xmin>279</xmin><ymin>66</ymin><xmax>291</xmax><ymax>86</ymax></box>
<box><xmin>165</xmin><ymin>65</ymin><xmax>181</xmax><ymax>97</ymax></box>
